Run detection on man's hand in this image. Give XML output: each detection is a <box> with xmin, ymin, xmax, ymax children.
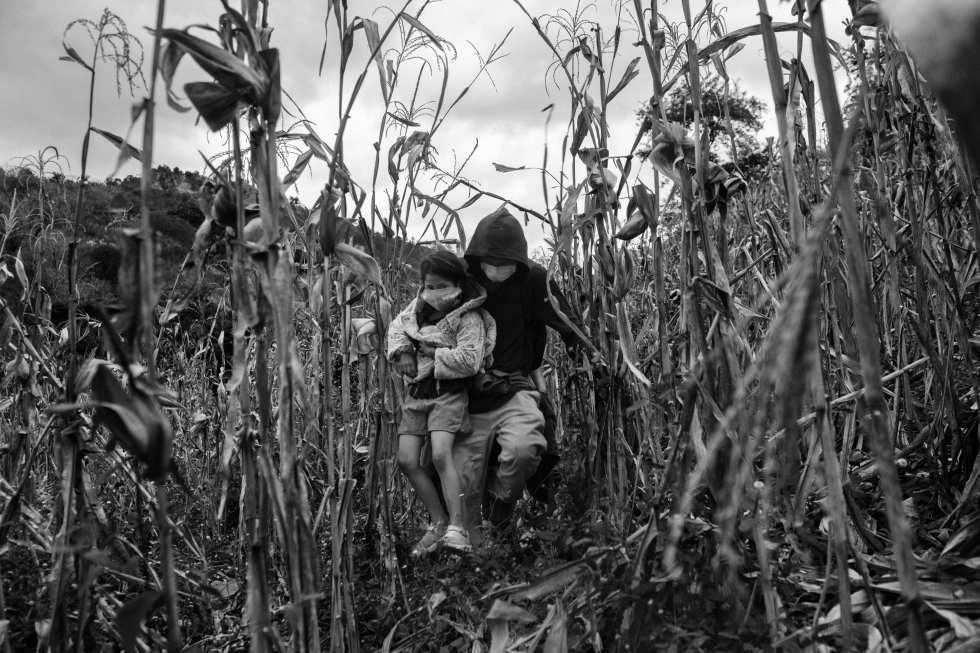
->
<box><xmin>394</xmin><ymin>351</ymin><xmax>417</xmax><ymax>377</ymax></box>
<box><xmin>531</xmin><ymin>368</ymin><xmax>547</xmax><ymax>393</ymax></box>
<box><xmin>567</xmin><ymin>345</ymin><xmax>605</xmax><ymax>379</ymax></box>
<box><xmin>567</xmin><ymin>343</ymin><xmax>602</xmax><ymax>367</ymax></box>
<box><xmin>416</xmin><ymin>342</ymin><xmax>437</xmax><ymax>356</ymax></box>
<box><xmin>586</xmin><ymin>348</ymin><xmax>603</xmax><ymax>367</ymax></box>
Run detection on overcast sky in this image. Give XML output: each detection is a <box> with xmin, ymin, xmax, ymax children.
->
<box><xmin>0</xmin><ymin>0</ymin><xmax>853</xmax><ymax>250</ymax></box>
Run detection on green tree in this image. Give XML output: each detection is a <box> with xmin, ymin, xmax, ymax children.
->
<box><xmin>638</xmin><ymin>74</ymin><xmax>768</xmax><ymax>172</ymax></box>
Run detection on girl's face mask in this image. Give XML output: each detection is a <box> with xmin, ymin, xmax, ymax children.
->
<box><xmin>482</xmin><ymin>262</ymin><xmax>518</xmax><ymax>282</ymax></box>
<box><xmin>421</xmin><ymin>286</ymin><xmax>461</xmax><ymax>312</ymax></box>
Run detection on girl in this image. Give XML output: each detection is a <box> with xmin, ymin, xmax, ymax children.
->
<box><xmin>387</xmin><ymin>250</ymin><xmax>495</xmax><ymax>555</ymax></box>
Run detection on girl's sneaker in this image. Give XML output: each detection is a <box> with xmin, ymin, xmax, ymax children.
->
<box><xmin>441</xmin><ymin>526</ymin><xmax>473</xmax><ymax>553</ymax></box>
<box><xmin>411</xmin><ymin>522</ymin><xmax>447</xmax><ymax>558</ymax></box>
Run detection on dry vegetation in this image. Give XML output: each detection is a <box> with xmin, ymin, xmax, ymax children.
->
<box><xmin>2</xmin><ymin>0</ymin><xmax>980</xmax><ymax>651</ymax></box>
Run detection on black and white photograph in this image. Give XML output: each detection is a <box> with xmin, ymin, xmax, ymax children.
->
<box><xmin>1</xmin><ymin>1</ymin><xmax>978</xmax><ymax>650</ymax></box>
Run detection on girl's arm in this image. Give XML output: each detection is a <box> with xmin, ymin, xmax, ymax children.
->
<box><xmin>385</xmin><ymin>308</ymin><xmax>416</xmax><ymax>361</ymax></box>
<box><xmin>433</xmin><ymin>312</ymin><xmax>485</xmax><ymax>380</ymax></box>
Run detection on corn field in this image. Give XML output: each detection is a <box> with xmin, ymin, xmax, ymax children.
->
<box><xmin>2</xmin><ymin>0</ymin><xmax>980</xmax><ymax>651</ymax></box>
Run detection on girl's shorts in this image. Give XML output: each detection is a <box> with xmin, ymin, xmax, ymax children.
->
<box><xmin>398</xmin><ymin>389</ymin><xmax>471</xmax><ymax>435</ymax></box>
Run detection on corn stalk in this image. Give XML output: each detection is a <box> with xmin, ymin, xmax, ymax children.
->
<box><xmin>807</xmin><ymin>2</ymin><xmax>926</xmax><ymax>649</ymax></box>
<box><xmin>49</xmin><ymin>10</ymin><xmax>146</xmax><ymax>651</ymax></box>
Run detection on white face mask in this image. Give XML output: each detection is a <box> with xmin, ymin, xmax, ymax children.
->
<box><xmin>421</xmin><ymin>286</ymin><xmax>461</xmax><ymax>312</ymax></box>
<box><xmin>482</xmin><ymin>262</ymin><xmax>517</xmax><ymax>282</ymax></box>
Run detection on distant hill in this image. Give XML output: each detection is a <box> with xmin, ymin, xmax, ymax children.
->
<box><xmin>1</xmin><ymin>163</ymin><xmax>432</xmax><ymax>324</ymax></box>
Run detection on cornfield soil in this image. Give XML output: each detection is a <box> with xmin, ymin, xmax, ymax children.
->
<box><xmin>3</xmin><ymin>414</ymin><xmax>975</xmax><ymax>653</ymax></box>
<box><xmin>0</xmin><ymin>447</ymin><xmax>786</xmax><ymax>652</ymax></box>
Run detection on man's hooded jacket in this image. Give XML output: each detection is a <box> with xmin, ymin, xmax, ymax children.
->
<box><xmin>464</xmin><ymin>209</ymin><xmax>584</xmax><ymax>412</ymax></box>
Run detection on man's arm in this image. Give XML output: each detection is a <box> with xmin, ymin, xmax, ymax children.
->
<box><xmin>531</xmin><ymin>269</ymin><xmax>588</xmax><ymax>357</ymax></box>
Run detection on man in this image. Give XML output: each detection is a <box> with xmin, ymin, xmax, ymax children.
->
<box><xmin>454</xmin><ymin>208</ymin><xmax>586</xmax><ymax>545</ymax></box>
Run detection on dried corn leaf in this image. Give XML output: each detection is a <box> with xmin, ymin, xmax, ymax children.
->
<box><xmin>334</xmin><ymin>242</ymin><xmax>384</xmax><ymax>290</ymax></box>
<box><xmin>926</xmin><ymin>601</ymin><xmax>980</xmax><ymax>638</ymax></box>
<box><xmin>944</xmin><ymin>513</ymin><xmax>980</xmax><ymax>558</ymax></box>
<box><xmin>509</xmin><ymin>561</ymin><xmax>589</xmax><ymax>603</ymax></box>
<box><xmin>159</xmin><ymin>27</ymin><xmax>268</xmax><ymax>102</ymax></box>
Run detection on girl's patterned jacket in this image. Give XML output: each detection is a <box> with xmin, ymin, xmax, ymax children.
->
<box><xmin>386</xmin><ymin>282</ymin><xmax>496</xmax><ymax>385</ymax></box>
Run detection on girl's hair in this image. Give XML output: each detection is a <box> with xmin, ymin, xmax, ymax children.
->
<box><xmin>420</xmin><ymin>249</ymin><xmax>466</xmax><ymax>285</ymax></box>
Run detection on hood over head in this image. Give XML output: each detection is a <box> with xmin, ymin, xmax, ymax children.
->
<box><xmin>464</xmin><ymin>209</ymin><xmax>530</xmax><ymax>274</ymax></box>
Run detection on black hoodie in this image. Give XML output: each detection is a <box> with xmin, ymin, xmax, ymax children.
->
<box><xmin>464</xmin><ymin>209</ymin><xmax>584</xmax><ymax>412</ymax></box>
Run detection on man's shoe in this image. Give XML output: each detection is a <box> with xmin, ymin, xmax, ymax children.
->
<box><xmin>441</xmin><ymin>525</ymin><xmax>473</xmax><ymax>553</ymax></box>
<box><xmin>486</xmin><ymin>498</ymin><xmax>516</xmax><ymax>529</ymax></box>
<box><xmin>411</xmin><ymin>522</ymin><xmax>447</xmax><ymax>558</ymax></box>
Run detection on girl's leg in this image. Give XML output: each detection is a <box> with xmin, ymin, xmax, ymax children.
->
<box><xmin>430</xmin><ymin>430</ymin><xmax>465</xmax><ymax>528</ymax></box>
<box><xmin>397</xmin><ymin>434</ymin><xmax>448</xmax><ymax>526</ymax></box>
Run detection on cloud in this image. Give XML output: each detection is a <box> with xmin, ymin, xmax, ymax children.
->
<box><xmin>1</xmin><ymin>0</ymin><xmax>854</xmax><ymax>252</ymax></box>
